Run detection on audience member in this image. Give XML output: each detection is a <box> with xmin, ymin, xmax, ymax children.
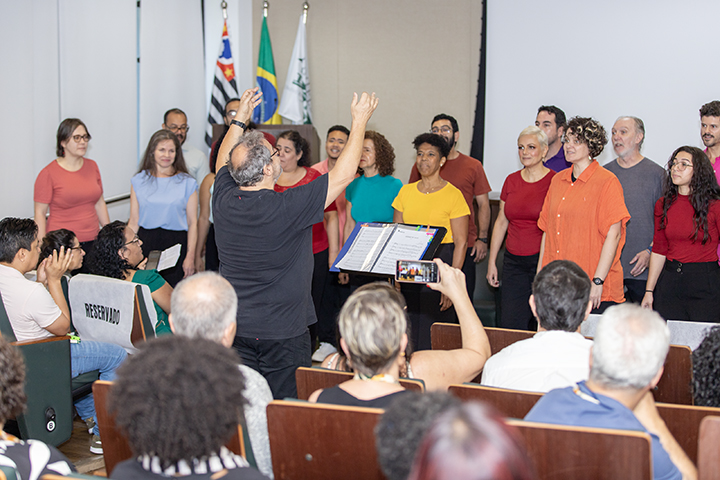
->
<box><xmin>169</xmin><ymin>272</ymin><xmax>274</xmax><ymax>479</ymax></box>
<box><xmin>0</xmin><ymin>336</ymin><xmax>76</xmax><ymax>477</ymax></box>
<box><xmin>39</xmin><ymin>228</ymin><xmax>85</xmax><ymax>274</ymax></box>
<box><xmin>0</xmin><ymin>217</ymin><xmax>127</xmax><ymax>454</ymax></box>
<box><xmin>408</xmin><ymin>114</ymin><xmax>491</xmax><ymax>299</ymax></box>
<box><xmin>699</xmin><ymin>100</ymin><xmax>720</xmax><ymax>184</ymax></box>
<box><xmin>408</xmin><ymin>402</ymin><xmax>536</xmax><ymax>480</ymax></box>
<box><xmin>642</xmin><ymin>146</ymin><xmax>720</xmax><ymax>322</ymax></box>
<box><xmin>535</xmin><ymin>105</ymin><xmax>570</xmax><ymax>172</ymax></box>
<box><xmin>525</xmin><ymin>304</ymin><xmax>696</xmax><ymax>480</ymax></box>
<box><xmin>375</xmin><ymin>391</ymin><xmax>461</xmax><ymax>480</ymax></box>
<box><xmin>108</xmin><ymin>336</ymin><xmax>268</xmax><ymax>479</ymax></box>
<box><xmin>129</xmin><ymin>129</ymin><xmax>198</xmax><ymax>287</ymax></box>
<box><xmin>481</xmin><ymin>260</ymin><xmax>593</xmax><ymax>392</ymax></box>
<box><xmin>605</xmin><ymin>117</ymin><xmax>665</xmax><ymax>303</ymax></box>
<box><xmin>538</xmin><ymin>116</ymin><xmax>630</xmax><ymax>313</ymax></box>
<box><xmin>394</xmin><ymin>133</ymin><xmax>470</xmax><ymax>350</ymax></box>
<box><xmin>212</xmin><ymin>89</ymin><xmax>377</xmax><ymax>398</ymax></box>
<box><xmin>86</xmin><ymin>221</ymin><xmax>173</xmax><ymax>335</ymax></box>
<box><xmin>274</xmin><ymin>130</ymin><xmax>339</xmax><ymax>361</ymax></box>
<box><xmin>692</xmin><ymin>325</ymin><xmax>720</xmax><ymax>407</ymax></box>
<box><xmin>162</xmin><ymin>108</ymin><xmax>210</xmax><ymax>187</ymax></box>
<box><xmin>487</xmin><ymin>125</ymin><xmax>555</xmax><ymax>330</ymax></box>
<box><xmin>34</xmin><ymin>118</ymin><xmax>109</xmax><ymax>257</ymax></box>
<box><xmin>322</xmin><ymin>260</ymin><xmax>491</xmax><ymax>391</ymax></box>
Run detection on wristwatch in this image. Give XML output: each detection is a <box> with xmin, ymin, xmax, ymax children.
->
<box><xmin>592</xmin><ymin>277</ymin><xmax>604</xmax><ymax>286</ymax></box>
<box><xmin>477</xmin><ymin>237</ymin><xmax>488</xmax><ymax>244</ymax></box>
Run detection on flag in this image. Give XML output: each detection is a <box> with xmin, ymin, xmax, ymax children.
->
<box><xmin>252</xmin><ymin>16</ymin><xmax>282</xmax><ymax>124</ymax></box>
<box><xmin>205</xmin><ymin>20</ymin><xmax>239</xmax><ymax>149</ymax></box>
<box><xmin>278</xmin><ymin>14</ymin><xmax>312</xmax><ymax>124</ymax></box>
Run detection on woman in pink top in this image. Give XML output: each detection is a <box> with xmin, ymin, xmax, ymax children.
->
<box><xmin>34</xmin><ymin>118</ymin><xmax>109</xmax><ymax>253</ymax></box>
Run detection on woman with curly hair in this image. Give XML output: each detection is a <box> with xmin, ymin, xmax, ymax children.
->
<box><xmin>538</xmin><ymin>117</ymin><xmax>630</xmax><ymax>313</ymax></box>
<box><xmin>129</xmin><ymin>129</ymin><xmax>198</xmax><ymax>287</ymax></box>
<box><xmin>86</xmin><ymin>221</ymin><xmax>173</xmax><ymax>335</ymax></box>
<box><xmin>109</xmin><ymin>336</ymin><xmax>267</xmax><ymax>479</ymax></box>
<box><xmin>641</xmin><ymin>146</ymin><xmax>720</xmax><ymax>321</ymax></box>
<box><xmin>274</xmin><ymin>130</ymin><xmax>339</xmax><ymax>359</ymax></box>
<box><xmin>692</xmin><ymin>326</ymin><xmax>720</xmax><ymax>406</ymax></box>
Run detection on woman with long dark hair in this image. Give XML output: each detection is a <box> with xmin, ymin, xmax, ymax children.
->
<box><xmin>641</xmin><ymin>146</ymin><xmax>720</xmax><ymax>321</ymax></box>
<box><xmin>129</xmin><ymin>130</ymin><xmax>198</xmax><ymax>287</ymax></box>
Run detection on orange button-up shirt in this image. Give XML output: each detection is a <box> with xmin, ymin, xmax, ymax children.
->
<box><xmin>538</xmin><ymin>160</ymin><xmax>630</xmax><ymax>303</ymax></box>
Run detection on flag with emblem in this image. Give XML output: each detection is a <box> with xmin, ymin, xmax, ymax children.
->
<box><xmin>205</xmin><ymin>19</ymin><xmax>239</xmax><ymax>149</ymax></box>
<box><xmin>278</xmin><ymin>14</ymin><xmax>312</xmax><ymax>124</ymax></box>
<box><xmin>252</xmin><ymin>16</ymin><xmax>282</xmax><ymax>124</ymax></box>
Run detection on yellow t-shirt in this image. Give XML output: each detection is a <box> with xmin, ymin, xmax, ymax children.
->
<box><xmin>392</xmin><ymin>181</ymin><xmax>470</xmax><ymax>243</ymax></box>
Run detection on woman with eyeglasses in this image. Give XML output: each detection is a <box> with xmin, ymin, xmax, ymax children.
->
<box><xmin>641</xmin><ymin>146</ymin><xmax>720</xmax><ymax>322</ymax></box>
<box><xmin>537</xmin><ymin>117</ymin><xmax>630</xmax><ymax>314</ymax></box>
<box><xmin>87</xmin><ymin>221</ymin><xmax>173</xmax><ymax>335</ymax></box>
<box><xmin>129</xmin><ymin>130</ymin><xmax>198</xmax><ymax>287</ymax></box>
<box><xmin>39</xmin><ymin>229</ymin><xmax>86</xmax><ymax>276</ymax></box>
<box><xmin>34</xmin><ymin>119</ymin><xmax>110</xmax><ymax>264</ymax></box>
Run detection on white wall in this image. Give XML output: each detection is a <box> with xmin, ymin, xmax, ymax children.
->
<box><xmin>484</xmin><ymin>0</ymin><xmax>720</xmax><ymax>191</ymax></box>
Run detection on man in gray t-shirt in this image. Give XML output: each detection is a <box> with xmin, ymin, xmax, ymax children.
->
<box><xmin>605</xmin><ymin>116</ymin><xmax>665</xmax><ymax>303</ymax></box>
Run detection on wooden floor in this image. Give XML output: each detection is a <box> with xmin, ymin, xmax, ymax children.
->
<box><xmin>58</xmin><ymin>417</ymin><xmax>107</xmax><ymax>475</ymax></box>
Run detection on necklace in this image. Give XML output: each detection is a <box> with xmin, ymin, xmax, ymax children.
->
<box><xmin>419</xmin><ymin>180</ymin><xmax>444</xmax><ymax>195</ymax></box>
<box><xmin>353</xmin><ymin>373</ymin><xmax>399</xmax><ymax>384</ymax></box>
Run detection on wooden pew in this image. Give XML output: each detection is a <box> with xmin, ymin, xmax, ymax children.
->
<box><xmin>267</xmin><ymin>400</ymin><xmax>385</xmax><ymax>480</ymax></box>
<box><xmin>433</xmin><ymin>323</ymin><xmax>693</xmax><ymax>405</ymax></box>
<box><xmin>295</xmin><ymin>366</ymin><xmax>424</xmax><ymax>401</ymax></box>
<box><xmin>698</xmin><ymin>416</ymin><xmax>720</xmax><ymax>480</ymax></box>
<box><xmin>448</xmin><ymin>383</ymin><xmax>541</xmax><ymax>419</ymax></box>
<box><xmin>656</xmin><ymin>403</ymin><xmax>720</xmax><ymax>464</ymax></box>
<box><xmin>93</xmin><ymin>380</ymin><xmax>246</xmax><ymax>476</ymax></box>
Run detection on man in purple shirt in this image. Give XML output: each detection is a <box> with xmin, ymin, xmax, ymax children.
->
<box><xmin>700</xmin><ymin>100</ymin><xmax>720</xmax><ymax>185</ymax></box>
<box><xmin>536</xmin><ymin>105</ymin><xmax>571</xmax><ymax>172</ymax></box>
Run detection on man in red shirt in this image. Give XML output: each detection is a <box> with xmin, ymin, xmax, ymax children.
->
<box><xmin>409</xmin><ymin>114</ymin><xmax>491</xmax><ymax>300</ymax></box>
<box><xmin>700</xmin><ymin>100</ymin><xmax>720</xmax><ymax>185</ymax></box>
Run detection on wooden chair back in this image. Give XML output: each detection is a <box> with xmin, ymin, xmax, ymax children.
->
<box><xmin>698</xmin><ymin>416</ymin><xmax>720</xmax><ymax>480</ymax></box>
<box><xmin>656</xmin><ymin>402</ymin><xmax>720</xmax><ymax>464</ymax></box>
<box><xmin>431</xmin><ymin>323</ymin><xmax>533</xmax><ymax>354</ymax></box>
<box><xmin>93</xmin><ymin>380</ymin><xmax>246</xmax><ymax>476</ymax></box>
<box><xmin>266</xmin><ymin>400</ymin><xmax>385</xmax><ymax>480</ymax></box>
<box><xmin>508</xmin><ymin>419</ymin><xmax>652</xmax><ymax>479</ymax></box>
<box><xmin>448</xmin><ymin>383</ymin><xmax>541</xmax><ymax>419</ymax></box>
<box><xmin>295</xmin><ymin>366</ymin><xmax>424</xmax><ymax>401</ymax></box>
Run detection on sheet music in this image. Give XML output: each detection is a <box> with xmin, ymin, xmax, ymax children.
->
<box><xmin>157</xmin><ymin>244</ymin><xmax>181</xmax><ymax>272</ymax></box>
<box><xmin>335</xmin><ymin>224</ymin><xmax>395</xmax><ymax>272</ymax></box>
<box><xmin>373</xmin><ymin>226</ymin><xmax>437</xmax><ymax>275</ymax></box>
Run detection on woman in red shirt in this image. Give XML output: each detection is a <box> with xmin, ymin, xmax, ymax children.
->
<box><xmin>274</xmin><ymin>131</ymin><xmax>339</xmax><ymax>357</ymax></box>
<box><xmin>487</xmin><ymin>126</ymin><xmax>555</xmax><ymax>330</ymax></box>
<box><xmin>642</xmin><ymin>146</ymin><xmax>720</xmax><ymax>322</ymax></box>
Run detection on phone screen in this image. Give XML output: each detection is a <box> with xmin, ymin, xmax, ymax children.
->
<box><xmin>395</xmin><ymin>260</ymin><xmax>439</xmax><ymax>284</ymax></box>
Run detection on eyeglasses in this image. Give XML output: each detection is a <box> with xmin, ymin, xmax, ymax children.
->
<box><xmin>166</xmin><ymin>124</ymin><xmax>189</xmax><ymax>133</ymax></box>
<box><xmin>225</xmin><ymin>110</ymin><xmax>237</xmax><ymax>118</ymax></box>
<box><xmin>124</xmin><ymin>234</ymin><xmax>141</xmax><ymax>247</ymax></box>
<box><xmin>670</xmin><ymin>160</ymin><xmax>693</xmax><ymax>170</ymax></box>
<box><xmin>271</xmin><ymin>148</ymin><xmax>280</xmax><ymax>158</ymax></box>
<box><xmin>70</xmin><ymin>245</ymin><xmax>84</xmax><ymax>251</ymax></box>
<box><xmin>431</xmin><ymin>126</ymin><xmax>453</xmax><ymax>134</ymax></box>
<box><xmin>72</xmin><ymin>134</ymin><xmax>91</xmax><ymax>143</ymax></box>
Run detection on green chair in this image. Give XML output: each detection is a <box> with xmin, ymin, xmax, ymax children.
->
<box><xmin>0</xmin><ymin>465</ymin><xmax>18</xmax><ymax>480</ymax></box>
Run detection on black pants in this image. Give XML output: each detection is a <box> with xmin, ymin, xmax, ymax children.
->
<box><xmin>309</xmin><ymin>249</ymin><xmax>331</xmax><ymax>350</ymax></box>
<box><xmin>461</xmin><ymin>247</ymin><xmax>477</xmax><ymax>302</ymax></box>
<box><xmin>205</xmin><ymin>223</ymin><xmax>219</xmax><ymax>271</ymax></box>
<box><xmin>624</xmin><ymin>278</ymin><xmax>646</xmax><ymax>304</ymax></box>
<box><xmin>498</xmin><ymin>251</ymin><xmax>538</xmax><ymax>331</ymax></box>
<box><xmin>655</xmin><ymin>260</ymin><xmax>720</xmax><ymax>322</ymax></box>
<box><xmin>138</xmin><ymin>227</ymin><xmax>186</xmax><ymax>287</ymax></box>
<box><xmin>232</xmin><ymin>330</ymin><xmax>311</xmax><ymax>399</ymax></box>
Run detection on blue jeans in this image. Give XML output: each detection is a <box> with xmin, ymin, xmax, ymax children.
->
<box><xmin>71</xmin><ymin>340</ymin><xmax>127</xmax><ymax>436</ymax></box>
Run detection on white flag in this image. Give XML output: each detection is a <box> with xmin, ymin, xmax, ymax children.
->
<box><xmin>278</xmin><ymin>14</ymin><xmax>312</xmax><ymax>124</ymax></box>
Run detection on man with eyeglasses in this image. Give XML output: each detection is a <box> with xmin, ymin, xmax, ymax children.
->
<box><xmin>408</xmin><ymin>114</ymin><xmax>491</xmax><ymax>300</ymax></box>
<box><xmin>162</xmin><ymin>108</ymin><xmax>210</xmax><ymax>187</ymax></box>
<box><xmin>604</xmin><ymin>116</ymin><xmax>664</xmax><ymax>303</ymax></box>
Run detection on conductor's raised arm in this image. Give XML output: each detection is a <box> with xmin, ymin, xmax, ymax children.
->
<box><xmin>215</xmin><ymin>87</ymin><xmax>263</xmax><ymax>174</ymax></box>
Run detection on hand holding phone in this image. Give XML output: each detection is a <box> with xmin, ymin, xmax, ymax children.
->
<box><xmin>395</xmin><ymin>259</ymin><xmax>439</xmax><ymax>284</ymax></box>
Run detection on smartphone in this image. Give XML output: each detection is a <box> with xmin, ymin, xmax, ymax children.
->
<box><xmin>395</xmin><ymin>259</ymin><xmax>439</xmax><ymax>284</ymax></box>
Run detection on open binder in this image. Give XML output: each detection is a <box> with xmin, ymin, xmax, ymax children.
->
<box><xmin>331</xmin><ymin>222</ymin><xmax>446</xmax><ymax>276</ymax></box>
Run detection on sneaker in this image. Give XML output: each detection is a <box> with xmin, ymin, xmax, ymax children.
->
<box><xmin>312</xmin><ymin>342</ymin><xmax>337</xmax><ymax>363</ymax></box>
<box><xmin>84</xmin><ymin>417</ymin><xmax>95</xmax><ymax>435</ymax></box>
<box><xmin>90</xmin><ymin>435</ymin><xmax>103</xmax><ymax>455</ymax></box>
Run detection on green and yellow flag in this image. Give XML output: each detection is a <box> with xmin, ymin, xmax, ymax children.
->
<box><xmin>252</xmin><ymin>16</ymin><xmax>282</xmax><ymax>124</ymax></box>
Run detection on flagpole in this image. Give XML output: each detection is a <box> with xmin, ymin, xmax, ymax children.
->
<box><xmin>221</xmin><ymin>1</ymin><xmax>227</xmax><ymax>19</ymax></box>
<box><xmin>303</xmin><ymin>2</ymin><xmax>309</xmax><ymax>24</ymax></box>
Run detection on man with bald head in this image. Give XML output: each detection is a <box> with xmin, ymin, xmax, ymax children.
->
<box><xmin>604</xmin><ymin>117</ymin><xmax>664</xmax><ymax>303</ymax></box>
<box><xmin>211</xmin><ymin>88</ymin><xmax>378</xmax><ymax>398</ymax></box>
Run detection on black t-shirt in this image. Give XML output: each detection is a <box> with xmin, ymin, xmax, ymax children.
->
<box><xmin>111</xmin><ymin>459</ymin><xmax>268</xmax><ymax>479</ymax></box>
<box><xmin>213</xmin><ymin>166</ymin><xmax>327</xmax><ymax>339</ymax></box>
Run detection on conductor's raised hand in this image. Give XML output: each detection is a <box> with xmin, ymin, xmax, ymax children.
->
<box><xmin>236</xmin><ymin>87</ymin><xmax>263</xmax><ymax>124</ymax></box>
<box><xmin>350</xmin><ymin>92</ymin><xmax>379</xmax><ymax>124</ymax></box>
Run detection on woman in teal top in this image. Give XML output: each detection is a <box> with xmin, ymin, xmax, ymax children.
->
<box><xmin>344</xmin><ymin>131</ymin><xmax>403</xmax><ymax>238</ymax></box>
<box><xmin>86</xmin><ymin>221</ymin><xmax>173</xmax><ymax>335</ymax></box>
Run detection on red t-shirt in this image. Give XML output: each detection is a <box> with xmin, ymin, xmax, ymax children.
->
<box><xmin>33</xmin><ymin>158</ymin><xmax>104</xmax><ymax>242</ymax></box>
<box><xmin>274</xmin><ymin>168</ymin><xmax>336</xmax><ymax>254</ymax></box>
<box><xmin>652</xmin><ymin>195</ymin><xmax>720</xmax><ymax>262</ymax></box>
<box><xmin>501</xmin><ymin>170</ymin><xmax>555</xmax><ymax>256</ymax></box>
<box><xmin>409</xmin><ymin>152</ymin><xmax>491</xmax><ymax>244</ymax></box>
